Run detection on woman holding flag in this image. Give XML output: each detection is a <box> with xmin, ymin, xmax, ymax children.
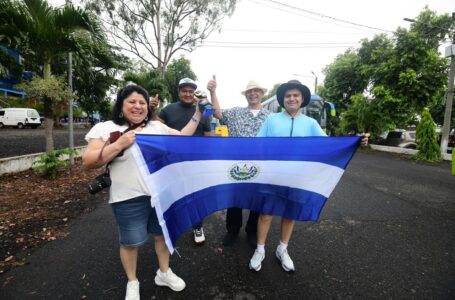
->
<box><xmin>82</xmin><ymin>85</ymin><xmax>201</xmax><ymax>299</ymax></box>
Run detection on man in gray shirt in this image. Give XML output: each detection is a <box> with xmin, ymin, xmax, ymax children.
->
<box><xmin>159</xmin><ymin>77</ymin><xmax>211</xmax><ymax>245</ymax></box>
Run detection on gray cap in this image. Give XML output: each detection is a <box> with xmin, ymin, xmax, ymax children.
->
<box><xmin>178</xmin><ymin>78</ymin><xmax>197</xmax><ymax>90</ymax></box>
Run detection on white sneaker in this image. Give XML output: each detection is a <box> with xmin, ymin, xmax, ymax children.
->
<box><xmin>276</xmin><ymin>247</ymin><xmax>295</xmax><ymax>272</ymax></box>
<box><xmin>125</xmin><ymin>279</ymin><xmax>140</xmax><ymax>300</ymax></box>
<box><xmin>154</xmin><ymin>268</ymin><xmax>186</xmax><ymax>292</ymax></box>
<box><xmin>193</xmin><ymin>227</ymin><xmax>205</xmax><ymax>244</ymax></box>
<box><xmin>249</xmin><ymin>250</ymin><xmax>265</xmax><ymax>271</ymax></box>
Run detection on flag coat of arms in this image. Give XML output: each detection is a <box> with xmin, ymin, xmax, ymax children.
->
<box><xmin>132</xmin><ymin>135</ymin><xmax>360</xmax><ymax>253</ymax></box>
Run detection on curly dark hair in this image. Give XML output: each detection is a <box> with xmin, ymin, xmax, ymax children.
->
<box><xmin>111</xmin><ymin>85</ymin><xmax>154</xmax><ymax>126</ymax></box>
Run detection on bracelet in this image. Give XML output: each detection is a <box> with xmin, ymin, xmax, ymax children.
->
<box><xmin>191</xmin><ymin>116</ymin><xmax>199</xmax><ymax>122</ymax></box>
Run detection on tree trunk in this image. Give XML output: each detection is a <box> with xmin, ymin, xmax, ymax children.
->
<box><xmin>43</xmin><ymin>97</ymin><xmax>54</xmax><ymax>152</ymax></box>
<box><xmin>43</xmin><ymin>61</ymin><xmax>54</xmax><ymax>152</ymax></box>
<box><xmin>155</xmin><ymin>1</ymin><xmax>164</xmax><ymax>77</ymax></box>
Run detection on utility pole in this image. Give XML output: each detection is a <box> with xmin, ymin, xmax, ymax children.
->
<box><xmin>311</xmin><ymin>71</ymin><xmax>318</xmax><ymax>94</ymax></box>
<box><xmin>66</xmin><ymin>0</ymin><xmax>74</xmax><ymax>164</ymax></box>
<box><xmin>440</xmin><ymin>32</ymin><xmax>455</xmax><ymax>155</ymax></box>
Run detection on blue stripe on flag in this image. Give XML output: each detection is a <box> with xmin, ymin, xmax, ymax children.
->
<box><xmin>135</xmin><ymin>135</ymin><xmax>360</xmax><ymax>173</ymax></box>
<box><xmin>162</xmin><ymin>183</ymin><xmax>327</xmax><ymax>245</ymax></box>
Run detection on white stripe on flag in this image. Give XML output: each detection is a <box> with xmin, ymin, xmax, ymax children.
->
<box><xmin>142</xmin><ymin>160</ymin><xmax>344</xmax><ymax>213</ymax></box>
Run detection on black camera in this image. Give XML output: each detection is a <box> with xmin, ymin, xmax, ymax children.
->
<box><xmin>87</xmin><ymin>171</ymin><xmax>112</xmax><ymax>194</ymax></box>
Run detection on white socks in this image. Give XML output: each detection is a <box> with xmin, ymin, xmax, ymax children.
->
<box><xmin>256</xmin><ymin>244</ymin><xmax>265</xmax><ymax>254</ymax></box>
<box><xmin>278</xmin><ymin>241</ymin><xmax>288</xmax><ymax>253</ymax></box>
<box><xmin>257</xmin><ymin>241</ymin><xmax>288</xmax><ymax>253</ymax></box>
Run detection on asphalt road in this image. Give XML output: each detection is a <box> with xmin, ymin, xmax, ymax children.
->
<box><xmin>1</xmin><ymin>150</ymin><xmax>454</xmax><ymax>299</ymax></box>
<box><xmin>0</xmin><ymin>128</ymin><xmax>90</xmax><ymax>158</ymax></box>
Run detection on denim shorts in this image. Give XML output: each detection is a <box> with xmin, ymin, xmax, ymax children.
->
<box><xmin>111</xmin><ymin>195</ymin><xmax>162</xmax><ymax>247</ymax></box>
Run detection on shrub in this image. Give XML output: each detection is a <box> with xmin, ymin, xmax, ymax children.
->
<box><xmin>32</xmin><ymin>148</ymin><xmax>78</xmax><ymax>179</ymax></box>
<box><xmin>414</xmin><ymin>108</ymin><xmax>441</xmax><ymax>162</ymax></box>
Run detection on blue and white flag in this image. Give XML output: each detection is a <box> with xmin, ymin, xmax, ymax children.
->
<box><xmin>132</xmin><ymin>135</ymin><xmax>361</xmax><ymax>253</ymax></box>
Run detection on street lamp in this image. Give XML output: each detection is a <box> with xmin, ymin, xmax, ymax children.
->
<box><xmin>404</xmin><ymin>14</ymin><xmax>455</xmax><ymax>156</ymax></box>
<box><xmin>311</xmin><ymin>71</ymin><xmax>318</xmax><ymax>94</ymax></box>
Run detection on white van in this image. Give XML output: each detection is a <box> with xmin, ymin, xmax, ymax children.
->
<box><xmin>0</xmin><ymin>108</ymin><xmax>41</xmax><ymax>129</ymax></box>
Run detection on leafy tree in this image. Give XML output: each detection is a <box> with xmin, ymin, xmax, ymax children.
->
<box><xmin>322</xmin><ymin>49</ymin><xmax>368</xmax><ymax>113</ymax></box>
<box><xmin>124</xmin><ymin>68</ymin><xmax>171</xmax><ymax>105</ymax></box>
<box><xmin>164</xmin><ymin>56</ymin><xmax>197</xmax><ymax>102</ymax></box>
<box><xmin>63</xmin><ymin>43</ymin><xmax>128</xmax><ymax>118</ymax></box>
<box><xmin>338</xmin><ymin>93</ymin><xmax>390</xmax><ymax>138</ymax></box>
<box><xmin>414</xmin><ymin>107</ymin><xmax>441</xmax><ymax>161</ymax></box>
<box><xmin>263</xmin><ymin>83</ymin><xmax>280</xmax><ymax>101</ymax></box>
<box><xmin>83</xmin><ymin>0</ymin><xmax>237</xmax><ymax>76</ymax></box>
<box><xmin>0</xmin><ymin>0</ymin><xmax>104</xmax><ymax>151</ymax></box>
<box><xmin>322</xmin><ymin>8</ymin><xmax>453</xmax><ymax>134</ymax></box>
<box><xmin>17</xmin><ymin>76</ymin><xmax>73</xmax><ymax>148</ymax></box>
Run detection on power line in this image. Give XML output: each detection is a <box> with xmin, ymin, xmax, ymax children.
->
<box><xmin>221</xmin><ymin>28</ymin><xmax>373</xmax><ymax>35</ymax></box>
<box><xmin>203</xmin><ymin>41</ymin><xmax>360</xmax><ymax>45</ymax></box>
<box><xmin>198</xmin><ymin>44</ymin><xmax>357</xmax><ymax>49</ymax></box>
<box><xmin>250</xmin><ymin>0</ymin><xmax>394</xmax><ymax>34</ymax></box>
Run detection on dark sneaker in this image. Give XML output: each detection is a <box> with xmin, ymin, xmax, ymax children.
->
<box><xmin>222</xmin><ymin>232</ymin><xmax>238</xmax><ymax>246</ymax></box>
<box><xmin>246</xmin><ymin>232</ymin><xmax>257</xmax><ymax>249</ymax></box>
<box><xmin>193</xmin><ymin>227</ymin><xmax>205</xmax><ymax>244</ymax></box>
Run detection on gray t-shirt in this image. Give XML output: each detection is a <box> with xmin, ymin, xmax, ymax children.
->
<box><xmin>159</xmin><ymin>102</ymin><xmax>211</xmax><ymax>136</ymax></box>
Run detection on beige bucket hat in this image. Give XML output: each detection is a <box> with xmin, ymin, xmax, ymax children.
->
<box><xmin>241</xmin><ymin>80</ymin><xmax>268</xmax><ymax>95</ymax></box>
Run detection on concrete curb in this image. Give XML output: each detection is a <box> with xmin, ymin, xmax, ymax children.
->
<box><xmin>369</xmin><ymin>144</ymin><xmax>452</xmax><ymax>161</ymax></box>
<box><xmin>0</xmin><ymin>146</ymin><xmax>87</xmax><ymax>176</ymax></box>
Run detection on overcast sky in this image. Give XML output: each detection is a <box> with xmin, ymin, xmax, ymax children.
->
<box><xmin>51</xmin><ymin>0</ymin><xmax>454</xmax><ymax>107</ymax></box>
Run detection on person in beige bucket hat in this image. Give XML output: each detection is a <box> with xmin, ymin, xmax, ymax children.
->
<box><xmin>241</xmin><ymin>80</ymin><xmax>268</xmax><ymax>95</ymax></box>
<box><xmin>206</xmin><ymin>75</ymin><xmax>271</xmax><ymax>248</ymax></box>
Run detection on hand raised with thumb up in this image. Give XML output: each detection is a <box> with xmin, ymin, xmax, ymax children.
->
<box><xmin>207</xmin><ymin>74</ymin><xmax>217</xmax><ymax>92</ymax></box>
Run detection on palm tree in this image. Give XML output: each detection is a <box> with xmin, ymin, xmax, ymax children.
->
<box><xmin>0</xmin><ymin>0</ymin><xmax>103</xmax><ymax>151</ymax></box>
<box><xmin>124</xmin><ymin>69</ymin><xmax>171</xmax><ymax>106</ymax></box>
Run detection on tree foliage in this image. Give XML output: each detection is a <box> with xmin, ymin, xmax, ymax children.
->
<box><xmin>124</xmin><ymin>68</ymin><xmax>170</xmax><ymax>104</ymax></box>
<box><xmin>322</xmin><ymin>8</ymin><xmax>454</xmax><ymax>136</ymax></box>
<box><xmin>83</xmin><ymin>0</ymin><xmax>237</xmax><ymax>75</ymax></box>
<box><xmin>164</xmin><ymin>56</ymin><xmax>197</xmax><ymax>102</ymax></box>
<box><xmin>0</xmin><ymin>0</ymin><xmax>104</xmax><ymax>151</ymax></box>
<box><xmin>263</xmin><ymin>83</ymin><xmax>280</xmax><ymax>101</ymax></box>
<box><xmin>414</xmin><ymin>107</ymin><xmax>441</xmax><ymax>161</ymax></box>
<box><xmin>123</xmin><ymin>56</ymin><xmax>197</xmax><ymax>106</ymax></box>
<box><xmin>32</xmin><ymin>148</ymin><xmax>78</xmax><ymax>179</ymax></box>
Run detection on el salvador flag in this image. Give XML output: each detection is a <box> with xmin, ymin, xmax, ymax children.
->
<box><xmin>132</xmin><ymin>135</ymin><xmax>361</xmax><ymax>253</ymax></box>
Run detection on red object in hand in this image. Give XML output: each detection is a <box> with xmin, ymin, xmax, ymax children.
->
<box><xmin>109</xmin><ymin>131</ymin><xmax>122</xmax><ymax>143</ymax></box>
<box><xmin>109</xmin><ymin>131</ymin><xmax>124</xmax><ymax>156</ymax></box>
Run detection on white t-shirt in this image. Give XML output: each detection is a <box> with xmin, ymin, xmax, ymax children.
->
<box><xmin>85</xmin><ymin>120</ymin><xmax>171</xmax><ymax>204</ymax></box>
<box><xmin>249</xmin><ymin>109</ymin><xmax>260</xmax><ymax>117</ymax></box>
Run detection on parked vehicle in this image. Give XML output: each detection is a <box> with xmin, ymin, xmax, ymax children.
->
<box><xmin>0</xmin><ymin>108</ymin><xmax>41</xmax><ymax>129</ymax></box>
<box><xmin>448</xmin><ymin>127</ymin><xmax>455</xmax><ymax>153</ymax></box>
<box><xmin>377</xmin><ymin>129</ymin><xmax>417</xmax><ymax>149</ymax></box>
